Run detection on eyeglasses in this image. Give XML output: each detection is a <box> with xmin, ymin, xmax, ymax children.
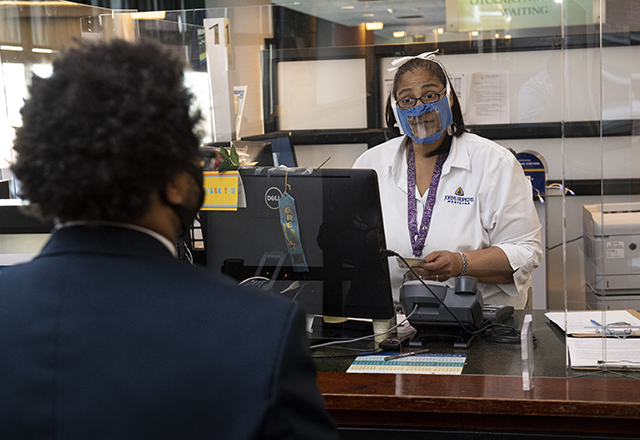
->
<box><xmin>396</xmin><ymin>87</ymin><xmax>446</xmax><ymax>109</ymax></box>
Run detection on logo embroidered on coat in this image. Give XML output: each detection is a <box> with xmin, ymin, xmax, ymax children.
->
<box><xmin>445</xmin><ymin>186</ymin><xmax>475</xmax><ymax>205</ymax></box>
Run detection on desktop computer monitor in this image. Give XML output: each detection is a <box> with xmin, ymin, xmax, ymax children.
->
<box><xmin>200</xmin><ymin>168</ymin><xmax>394</xmax><ymax>322</ymax></box>
<box><xmin>0</xmin><ymin>180</ymin><xmax>10</xmax><ymax>199</ymax></box>
<box><xmin>231</xmin><ymin>140</ymin><xmax>274</xmax><ymax>167</ymax></box>
<box><xmin>242</xmin><ymin>133</ymin><xmax>297</xmax><ymax>167</ymax></box>
<box><xmin>200</xmin><ymin>141</ymin><xmax>274</xmax><ymax>169</ymax></box>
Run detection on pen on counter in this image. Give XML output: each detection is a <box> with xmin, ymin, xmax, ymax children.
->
<box><xmin>597</xmin><ymin>360</ymin><xmax>640</xmax><ymax>370</ymax></box>
<box><xmin>384</xmin><ymin>348</ymin><xmax>430</xmax><ymax>361</ymax></box>
<box><xmin>590</xmin><ymin>319</ymin><xmax>632</xmax><ymax>327</ymax></box>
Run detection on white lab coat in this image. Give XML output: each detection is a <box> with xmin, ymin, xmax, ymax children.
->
<box><xmin>353</xmin><ymin>132</ymin><xmax>543</xmax><ymax>309</ymax></box>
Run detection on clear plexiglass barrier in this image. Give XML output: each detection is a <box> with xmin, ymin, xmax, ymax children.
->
<box><xmin>2</xmin><ymin>0</ymin><xmax>640</xmax><ymax>379</ymax></box>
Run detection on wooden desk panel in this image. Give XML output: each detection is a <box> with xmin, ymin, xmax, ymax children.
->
<box><xmin>318</xmin><ymin>372</ymin><xmax>640</xmax><ymax>436</ymax></box>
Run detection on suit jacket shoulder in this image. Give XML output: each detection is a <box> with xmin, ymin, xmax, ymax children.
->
<box><xmin>0</xmin><ymin>225</ymin><xmax>338</xmax><ymax>440</ymax></box>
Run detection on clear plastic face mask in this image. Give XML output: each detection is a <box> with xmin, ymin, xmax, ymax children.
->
<box><xmin>407</xmin><ymin>108</ymin><xmax>444</xmax><ymax>139</ymax></box>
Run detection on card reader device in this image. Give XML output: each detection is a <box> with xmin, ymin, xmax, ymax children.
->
<box><xmin>399</xmin><ymin>276</ymin><xmax>484</xmax><ymax>348</ymax></box>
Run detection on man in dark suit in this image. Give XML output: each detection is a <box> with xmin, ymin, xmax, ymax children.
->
<box><xmin>0</xmin><ymin>39</ymin><xmax>338</xmax><ymax>440</ymax></box>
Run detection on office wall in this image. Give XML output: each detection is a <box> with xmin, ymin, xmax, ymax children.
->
<box><xmin>225</xmin><ymin>6</ymin><xmax>273</xmax><ymax>139</ymax></box>
<box><xmin>381</xmin><ymin>47</ymin><xmax>640</xmax><ymax>180</ymax></box>
<box><xmin>295</xmin><ymin>143</ymin><xmax>367</xmax><ymax>169</ymax></box>
<box><xmin>281</xmin><ymin>43</ymin><xmax>639</xmax><ymax>310</ymax></box>
<box><xmin>277</xmin><ymin>58</ymin><xmax>368</xmax><ymax>131</ymax></box>
<box><xmin>285</xmin><ymin>44</ymin><xmax>639</xmax><ymax>171</ymax></box>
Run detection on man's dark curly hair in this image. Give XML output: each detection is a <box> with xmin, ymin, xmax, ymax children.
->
<box><xmin>11</xmin><ymin>39</ymin><xmax>202</xmax><ymax>223</ymax></box>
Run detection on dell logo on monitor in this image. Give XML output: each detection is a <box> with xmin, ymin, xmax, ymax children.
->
<box><xmin>265</xmin><ymin>187</ymin><xmax>282</xmax><ymax>210</ymax></box>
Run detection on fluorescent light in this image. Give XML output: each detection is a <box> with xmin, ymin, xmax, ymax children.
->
<box><xmin>0</xmin><ymin>45</ymin><xmax>23</xmax><ymax>51</ymax></box>
<box><xmin>130</xmin><ymin>11</ymin><xmax>166</xmax><ymax>20</ymax></box>
<box><xmin>32</xmin><ymin>48</ymin><xmax>54</xmax><ymax>54</ymax></box>
<box><xmin>505</xmin><ymin>34</ymin><xmax>512</xmax><ymax>39</ymax></box>
<box><xmin>365</xmin><ymin>22</ymin><xmax>383</xmax><ymax>31</ymax></box>
<box><xmin>0</xmin><ymin>1</ymin><xmax>68</xmax><ymax>4</ymax></box>
<box><xmin>471</xmin><ymin>31</ymin><xmax>479</xmax><ymax>36</ymax></box>
<box><xmin>341</xmin><ymin>5</ymin><xmax>354</xmax><ymax>9</ymax></box>
<box><xmin>363</xmin><ymin>13</ymin><xmax>374</xmax><ymax>17</ymax></box>
<box><xmin>393</xmin><ymin>31</ymin><xmax>405</xmax><ymax>38</ymax></box>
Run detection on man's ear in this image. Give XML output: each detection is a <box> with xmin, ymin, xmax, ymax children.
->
<box><xmin>164</xmin><ymin>171</ymin><xmax>191</xmax><ymax>206</ymax></box>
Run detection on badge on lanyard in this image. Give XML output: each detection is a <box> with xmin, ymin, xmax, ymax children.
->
<box><xmin>278</xmin><ymin>175</ymin><xmax>309</xmax><ymax>273</ymax></box>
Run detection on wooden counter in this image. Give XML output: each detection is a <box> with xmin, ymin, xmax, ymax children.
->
<box><xmin>313</xmin><ymin>311</ymin><xmax>640</xmax><ymax>438</ymax></box>
<box><xmin>318</xmin><ymin>372</ymin><xmax>640</xmax><ymax>437</ymax></box>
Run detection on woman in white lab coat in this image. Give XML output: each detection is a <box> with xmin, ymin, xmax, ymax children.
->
<box><xmin>354</xmin><ymin>51</ymin><xmax>543</xmax><ymax>309</ymax></box>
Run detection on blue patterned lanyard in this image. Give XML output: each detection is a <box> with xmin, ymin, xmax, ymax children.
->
<box><xmin>407</xmin><ymin>144</ymin><xmax>448</xmax><ymax>257</ymax></box>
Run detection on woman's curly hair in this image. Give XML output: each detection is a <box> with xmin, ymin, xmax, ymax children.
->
<box><xmin>11</xmin><ymin>39</ymin><xmax>202</xmax><ymax>223</ymax></box>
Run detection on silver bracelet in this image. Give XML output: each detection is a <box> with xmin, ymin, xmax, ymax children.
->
<box><xmin>458</xmin><ymin>252</ymin><xmax>468</xmax><ymax>276</ymax></box>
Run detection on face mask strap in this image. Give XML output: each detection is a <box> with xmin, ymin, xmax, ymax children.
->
<box><xmin>163</xmin><ymin>165</ymin><xmax>205</xmax><ymax>237</ymax></box>
<box><xmin>390</xmin><ymin>93</ymin><xmax>405</xmax><ymax>135</ymax></box>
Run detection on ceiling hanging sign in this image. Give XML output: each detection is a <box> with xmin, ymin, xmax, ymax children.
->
<box><xmin>447</xmin><ymin>0</ymin><xmax>602</xmax><ymax>33</ymax></box>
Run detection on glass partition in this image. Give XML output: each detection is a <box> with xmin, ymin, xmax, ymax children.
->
<box><xmin>0</xmin><ymin>1</ymin><xmax>113</xmax><ymax>192</ymax></box>
<box><xmin>571</xmin><ymin>0</ymin><xmax>640</xmax><ymax>376</ymax></box>
<box><xmin>2</xmin><ymin>0</ymin><xmax>639</xmax><ymax>379</ymax></box>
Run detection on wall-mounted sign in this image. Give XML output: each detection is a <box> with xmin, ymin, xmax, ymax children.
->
<box><xmin>516</xmin><ymin>150</ymin><xmax>546</xmax><ymax>197</ymax></box>
<box><xmin>447</xmin><ymin>0</ymin><xmax>602</xmax><ymax>33</ymax></box>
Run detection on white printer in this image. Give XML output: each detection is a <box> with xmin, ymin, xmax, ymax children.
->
<box><xmin>583</xmin><ymin>202</ymin><xmax>640</xmax><ymax>310</ymax></box>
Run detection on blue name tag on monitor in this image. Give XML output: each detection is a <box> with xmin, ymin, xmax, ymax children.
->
<box><xmin>279</xmin><ymin>192</ymin><xmax>309</xmax><ymax>273</ymax></box>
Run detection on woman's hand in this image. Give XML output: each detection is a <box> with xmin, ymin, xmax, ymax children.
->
<box><xmin>412</xmin><ymin>247</ymin><xmax>514</xmax><ymax>284</ymax></box>
<box><xmin>412</xmin><ymin>250</ymin><xmax>462</xmax><ymax>282</ymax></box>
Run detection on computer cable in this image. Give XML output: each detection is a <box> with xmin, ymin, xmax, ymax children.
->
<box><xmin>183</xmin><ymin>242</ymin><xmax>193</xmax><ymax>265</ymax></box>
<box><xmin>546</xmin><ymin>236</ymin><xmax>583</xmax><ymax>251</ymax></box>
<box><xmin>308</xmin><ymin>305</ymin><xmax>419</xmax><ymax>350</ymax></box>
<box><xmin>534</xmin><ymin>188</ymin><xmax>544</xmax><ymax>204</ymax></box>
<box><xmin>547</xmin><ymin>182</ymin><xmax>575</xmax><ymax>196</ymax></box>
<box><xmin>175</xmin><ymin>237</ymin><xmax>194</xmax><ymax>265</ymax></box>
<box><xmin>483</xmin><ymin>323</ymin><xmax>537</xmax><ymax>346</ymax></box>
<box><xmin>238</xmin><ymin>276</ymin><xmax>270</xmax><ymax>290</ymax></box>
<box><xmin>239</xmin><ymin>276</ymin><xmax>270</xmax><ymax>285</ymax></box>
<box><xmin>311</xmin><ymin>347</ymin><xmax>383</xmax><ymax>359</ymax></box>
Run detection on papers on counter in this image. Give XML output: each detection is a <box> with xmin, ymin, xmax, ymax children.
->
<box><xmin>545</xmin><ymin>310</ymin><xmax>640</xmax><ymax>336</ymax></box>
<box><xmin>545</xmin><ymin>310</ymin><xmax>640</xmax><ymax>370</ymax></box>
<box><xmin>567</xmin><ymin>337</ymin><xmax>640</xmax><ymax>370</ymax></box>
<box><xmin>347</xmin><ymin>353</ymin><xmax>466</xmax><ymax>375</ymax></box>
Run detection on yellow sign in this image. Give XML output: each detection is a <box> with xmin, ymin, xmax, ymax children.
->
<box><xmin>202</xmin><ymin>171</ymin><xmax>239</xmax><ymax>211</ymax></box>
<box><xmin>447</xmin><ymin>0</ymin><xmax>600</xmax><ymax>32</ymax></box>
